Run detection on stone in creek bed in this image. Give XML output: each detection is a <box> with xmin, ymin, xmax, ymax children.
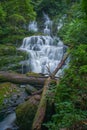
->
<box><xmin>34</xmin><ymin>95</ymin><xmax>41</xmax><ymax>101</ymax></box>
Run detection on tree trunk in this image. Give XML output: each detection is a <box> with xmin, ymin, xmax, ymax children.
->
<box><xmin>32</xmin><ymin>77</ymin><xmax>51</xmax><ymax>130</ymax></box>
<box><xmin>0</xmin><ymin>71</ymin><xmax>56</xmax><ymax>87</ymax></box>
<box><xmin>50</xmin><ymin>52</ymin><xmax>70</xmax><ymax>78</ymax></box>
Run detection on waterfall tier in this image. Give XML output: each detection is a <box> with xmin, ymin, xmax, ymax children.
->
<box><xmin>19</xmin><ymin>36</ymin><xmax>64</xmax><ymax>75</ymax></box>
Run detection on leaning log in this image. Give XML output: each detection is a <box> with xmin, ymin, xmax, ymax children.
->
<box><xmin>0</xmin><ymin>71</ymin><xmax>56</xmax><ymax>86</ymax></box>
<box><xmin>32</xmin><ymin>52</ymin><xmax>70</xmax><ymax>130</ymax></box>
<box><xmin>50</xmin><ymin>52</ymin><xmax>70</xmax><ymax>78</ymax></box>
<box><xmin>32</xmin><ymin>77</ymin><xmax>51</xmax><ymax>130</ymax></box>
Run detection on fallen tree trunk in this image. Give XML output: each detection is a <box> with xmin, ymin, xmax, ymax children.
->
<box><xmin>0</xmin><ymin>71</ymin><xmax>56</xmax><ymax>86</ymax></box>
<box><xmin>32</xmin><ymin>77</ymin><xmax>51</xmax><ymax>130</ymax></box>
<box><xmin>32</xmin><ymin>52</ymin><xmax>70</xmax><ymax>130</ymax></box>
<box><xmin>32</xmin><ymin>89</ymin><xmax>43</xmax><ymax>95</ymax></box>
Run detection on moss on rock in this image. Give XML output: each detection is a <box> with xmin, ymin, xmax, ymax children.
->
<box><xmin>0</xmin><ymin>82</ymin><xmax>19</xmax><ymax>110</ymax></box>
<box><xmin>25</xmin><ymin>85</ymin><xmax>37</xmax><ymax>95</ymax></box>
<box><xmin>16</xmin><ymin>95</ymin><xmax>40</xmax><ymax>130</ymax></box>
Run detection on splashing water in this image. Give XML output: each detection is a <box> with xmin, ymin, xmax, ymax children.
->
<box><xmin>19</xmin><ymin>35</ymin><xmax>64</xmax><ymax>76</ymax></box>
<box><xmin>43</xmin><ymin>13</ymin><xmax>52</xmax><ymax>27</ymax></box>
<box><xmin>19</xmin><ymin>14</ymin><xmax>68</xmax><ymax>76</ymax></box>
<box><xmin>28</xmin><ymin>21</ymin><xmax>38</xmax><ymax>32</ymax></box>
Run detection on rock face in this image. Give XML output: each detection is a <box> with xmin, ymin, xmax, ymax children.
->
<box><xmin>16</xmin><ymin>95</ymin><xmax>40</xmax><ymax>130</ymax></box>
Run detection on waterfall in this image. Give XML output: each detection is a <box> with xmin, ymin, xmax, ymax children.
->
<box><xmin>44</xmin><ymin>26</ymin><xmax>50</xmax><ymax>35</ymax></box>
<box><xmin>43</xmin><ymin>13</ymin><xmax>52</xmax><ymax>28</ymax></box>
<box><xmin>43</xmin><ymin>13</ymin><xmax>52</xmax><ymax>35</ymax></box>
<box><xmin>19</xmin><ymin>35</ymin><xmax>64</xmax><ymax>75</ymax></box>
<box><xmin>19</xmin><ymin>14</ymin><xmax>67</xmax><ymax>76</ymax></box>
<box><xmin>57</xmin><ymin>14</ymin><xmax>67</xmax><ymax>31</ymax></box>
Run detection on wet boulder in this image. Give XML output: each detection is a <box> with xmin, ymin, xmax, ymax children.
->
<box><xmin>25</xmin><ymin>84</ymin><xmax>37</xmax><ymax>95</ymax></box>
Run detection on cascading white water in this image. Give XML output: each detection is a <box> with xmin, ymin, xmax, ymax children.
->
<box><xmin>28</xmin><ymin>21</ymin><xmax>38</xmax><ymax>32</ymax></box>
<box><xmin>57</xmin><ymin>14</ymin><xmax>67</xmax><ymax>31</ymax></box>
<box><xmin>20</xmin><ymin>35</ymin><xmax>64</xmax><ymax>76</ymax></box>
<box><xmin>44</xmin><ymin>26</ymin><xmax>50</xmax><ymax>35</ymax></box>
<box><xmin>43</xmin><ymin>13</ymin><xmax>52</xmax><ymax>28</ymax></box>
<box><xmin>19</xmin><ymin>14</ymin><xmax>67</xmax><ymax>76</ymax></box>
<box><xmin>43</xmin><ymin>13</ymin><xmax>52</xmax><ymax>35</ymax></box>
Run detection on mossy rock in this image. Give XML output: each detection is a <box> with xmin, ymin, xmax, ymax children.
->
<box><xmin>25</xmin><ymin>85</ymin><xmax>37</xmax><ymax>95</ymax></box>
<box><xmin>0</xmin><ymin>82</ymin><xmax>19</xmax><ymax>110</ymax></box>
<box><xmin>16</xmin><ymin>95</ymin><xmax>40</xmax><ymax>130</ymax></box>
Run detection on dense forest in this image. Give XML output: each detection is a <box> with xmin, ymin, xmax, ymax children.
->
<box><xmin>0</xmin><ymin>0</ymin><xmax>87</xmax><ymax>130</ymax></box>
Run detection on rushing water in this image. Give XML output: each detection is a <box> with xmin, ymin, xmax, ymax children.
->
<box><xmin>0</xmin><ymin>113</ymin><xmax>17</xmax><ymax>130</ymax></box>
<box><xmin>19</xmin><ymin>14</ymin><xmax>67</xmax><ymax>76</ymax></box>
<box><xmin>28</xmin><ymin>21</ymin><xmax>38</xmax><ymax>32</ymax></box>
<box><xmin>20</xmin><ymin>36</ymin><xmax>64</xmax><ymax>76</ymax></box>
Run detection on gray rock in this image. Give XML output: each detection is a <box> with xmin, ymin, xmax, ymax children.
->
<box><xmin>25</xmin><ymin>85</ymin><xmax>37</xmax><ymax>95</ymax></box>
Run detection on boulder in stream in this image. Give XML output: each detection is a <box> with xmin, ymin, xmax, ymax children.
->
<box><xmin>16</xmin><ymin>95</ymin><xmax>40</xmax><ymax>130</ymax></box>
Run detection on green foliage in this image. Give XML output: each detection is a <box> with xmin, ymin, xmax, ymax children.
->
<box><xmin>67</xmin><ymin>2</ymin><xmax>86</xmax><ymax>19</ymax></box>
<box><xmin>71</xmin><ymin>44</ymin><xmax>87</xmax><ymax>67</ymax></box>
<box><xmin>81</xmin><ymin>0</ymin><xmax>87</xmax><ymax>16</ymax></box>
<box><xmin>9</xmin><ymin>14</ymin><xmax>26</xmax><ymax>26</ymax></box>
<box><xmin>0</xmin><ymin>44</ymin><xmax>27</xmax><ymax>71</ymax></box>
<box><xmin>32</xmin><ymin>0</ymin><xmax>68</xmax><ymax>17</ymax></box>
<box><xmin>2</xmin><ymin>0</ymin><xmax>36</xmax><ymax>21</ymax></box>
<box><xmin>59</xmin><ymin>4</ymin><xmax>87</xmax><ymax>46</ymax></box>
<box><xmin>0</xmin><ymin>44</ymin><xmax>16</xmax><ymax>56</ymax></box>
<box><xmin>45</xmin><ymin>1</ymin><xmax>87</xmax><ymax>130</ymax></box>
<box><xmin>46</xmin><ymin>45</ymin><xmax>87</xmax><ymax>130</ymax></box>
<box><xmin>0</xmin><ymin>3</ymin><xmax>6</xmax><ymax>23</ymax></box>
<box><xmin>0</xmin><ymin>0</ymin><xmax>36</xmax><ymax>44</ymax></box>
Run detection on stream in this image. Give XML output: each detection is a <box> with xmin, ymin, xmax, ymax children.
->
<box><xmin>0</xmin><ymin>113</ymin><xmax>17</xmax><ymax>130</ymax></box>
